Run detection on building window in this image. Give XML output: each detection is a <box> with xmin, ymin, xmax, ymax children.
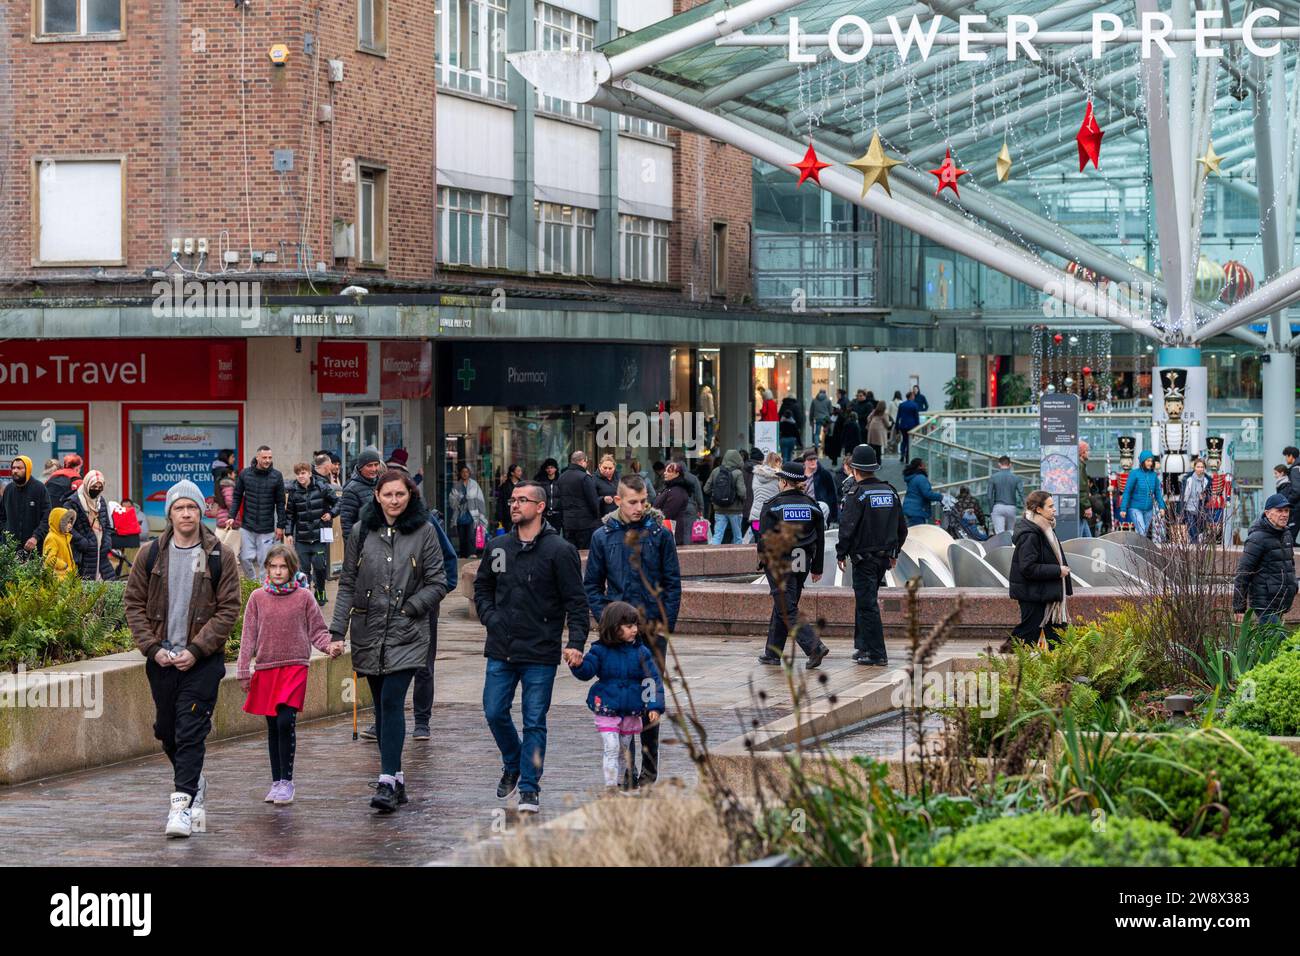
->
<box><xmin>36</xmin><ymin>0</ymin><xmax>123</xmax><ymax>38</ymax></box>
<box><xmin>32</xmin><ymin>156</ymin><xmax>125</xmax><ymax>265</ymax></box>
<box><xmin>357</xmin><ymin>164</ymin><xmax>388</xmax><ymax>267</ymax></box>
<box><xmin>439</xmin><ymin>187</ymin><xmax>509</xmax><ymax>267</ymax></box>
<box><xmin>534</xmin><ymin>201</ymin><xmax>594</xmax><ymax>276</ymax></box>
<box><xmin>620</xmin><ymin>215</ymin><xmax>668</xmax><ymax>283</ymax></box>
<box><xmin>534</xmin><ymin>3</ymin><xmax>594</xmax><ymax>122</ymax></box>
<box><xmin>615</xmin><ymin>30</ymin><xmax>668</xmax><ymax>140</ymax></box>
<box><xmin>711</xmin><ymin>221</ymin><xmax>729</xmax><ymax>295</ymax></box>
<box><xmin>359</xmin><ymin>0</ymin><xmax>387</xmax><ymax>55</ymax></box>
<box><xmin>437</xmin><ymin>0</ymin><xmax>508</xmax><ymax>101</ymax></box>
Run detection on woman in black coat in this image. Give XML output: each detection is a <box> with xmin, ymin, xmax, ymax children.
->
<box><xmin>495</xmin><ymin>463</ymin><xmax>523</xmax><ymax>531</ymax></box>
<box><xmin>838</xmin><ymin>413</ymin><xmax>863</xmax><ymax>464</ymax></box>
<box><xmin>1008</xmin><ymin>490</ymin><xmax>1073</xmax><ymax>646</ymax></box>
<box><xmin>656</xmin><ymin>463</ymin><xmax>692</xmax><ymax>545</ymax></box>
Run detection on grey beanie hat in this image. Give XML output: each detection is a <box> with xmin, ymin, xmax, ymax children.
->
<box><xmin>165</xmin><ymin>479</ymin><xmax>205</xmax><ymax>517</ymax></box>
<box><xmin>355</xmin><ymin>446</ymin><xmax>383</xmax><ymax>469</ymax></box>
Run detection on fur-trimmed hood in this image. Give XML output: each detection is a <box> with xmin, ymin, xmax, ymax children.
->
<box><xmin>601</xmin><ymin>506</ymin><xmax>666</xmax><ymax>529</ymax></box>
<box><xmin>358</xmin><ymin>494</ymin><xmax>429</xmax><ymax>538</ymax></box>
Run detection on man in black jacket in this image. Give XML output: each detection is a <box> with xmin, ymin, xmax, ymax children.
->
<box><xmin>338</xmin><ymin>447</ymin><xmax>384</xmax><ymax>539</ymax></box>
<box><xmin>286</xmin><ymin>456</ymin><xmax>339</xmax><ymax>605</ymax></box>
<box><xmin>225</xmin><ymin>445</ymin><xmax>288</xmax><ymax>580</ymax></box>
<box><xmin>756</xmin><ymin>462</ymin><xmax>829</xmax><ymax>669</ymax></box>
<box><xmin>474</xmin><ymin>479</ymin><xmax>588</xmax><ymax>814</ymax></box>
<box><xmin>836</xmin><ymin>444</ymin><xmax>907</xmax><ymax>666</ymax></box>
<box><xmin>556</xmin><ymin>451</ymin><xmax>601</xmax><ymax>551</ymax></box>
<box><xmin>1234</xmin><ymin>494</ymin><xmax>1298</xmax><ymax>623</ymax></box>
<box><xmin>0</xmin><ymin>455</ymin><xmax>50</xmax><ymax>559</ymax></box>
<box><xmin>1283</xmin><ymin>447</ymin><xmax>1300</xmax><ymax>550</ymax></box>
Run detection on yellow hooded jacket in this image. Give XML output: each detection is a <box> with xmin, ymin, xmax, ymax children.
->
<box><xmin>42</xmin><ymin>507</ymin><xmax>75</xmax><ymax>577</ymax></box>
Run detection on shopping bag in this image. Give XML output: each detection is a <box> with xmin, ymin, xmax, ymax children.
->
<box><xmin>475</xmin><ymin>524</ymin><xmax>486</xmax><ymax>550</ymax></box>
<box><xmin>691</xmin><ymin>519</ymin><xmax>709</xmax><ymax>543</ymax></box>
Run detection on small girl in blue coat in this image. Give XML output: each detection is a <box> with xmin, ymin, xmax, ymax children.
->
<box><xmin>570</xmin><ymin>601</ymin><xmax>665</xmax><ymax>792</ymax></box>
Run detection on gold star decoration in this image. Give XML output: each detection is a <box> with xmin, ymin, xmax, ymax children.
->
<box><xmin>996</xmin><ymin>141</ymin><xmax>1013</xmax><ymax>182</ymax></box>
<box><xmin>847</xmin><ymin>129</ymin><xmax>903</xmax><ymax>198</ymax></box>
<box><xmin>1196</xmin><ymin>140</ymin><xmax>1224</xmax><ymax>177</ymax></box>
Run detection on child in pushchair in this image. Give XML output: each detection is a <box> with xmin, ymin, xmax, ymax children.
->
<box><xmin>942</xmin><ymin>489</ymin><xmax>990</xmax><ymax>541</ymax></box>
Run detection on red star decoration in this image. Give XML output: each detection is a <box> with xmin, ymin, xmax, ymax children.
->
<box><xmin>1076</xmin><ymin>100</ymin><xmax>1104</xmax><ymax>171</ymax></box>
<box><xmin>792</xmin><ymin>141</ymin><xmax>831</xmax><ymax>187</ymax></box>
<box><xmin>928</xmin><ymin>148</ymin><xmax>968</xmax><ymax>197</ymax></box>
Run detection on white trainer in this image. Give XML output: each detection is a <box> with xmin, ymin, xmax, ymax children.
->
<box><xmin>165</xmin><ymin>792</ymin><xmax>193</xmax><ymax>838</ymax></box>
<box><xmin>191</xmin><ymin>775</ymin><xmax>208</xmax><ymax>832</ymax></box>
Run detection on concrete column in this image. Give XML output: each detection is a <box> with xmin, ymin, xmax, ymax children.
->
<box><xmin>509</xmin><ymin>1</ymin><xmax>538</xmax><ymax>273</ymax></box>
<box><xmin>717</xmin><ymin>345</ymin><xmax>753</xmax><ymax>454</ymax></box>
<box><xmin>1262</xmin><ymin>349</ymin><xmax>1297</xmax><ymax>464</ymax></box>
<box><xmin>596</xmin><ymin>0</ymin><xmax>618</xmax><ymax>281</ymax></box>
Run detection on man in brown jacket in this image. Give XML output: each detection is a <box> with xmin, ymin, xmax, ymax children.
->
<box><xmin>125</xmin><ymin>479</ymin><xmax>240</xmax><ymax>838</ymax></box>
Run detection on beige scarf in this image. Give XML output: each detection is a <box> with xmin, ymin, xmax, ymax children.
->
<box><xmin>1027</xmin><ymin>510</ymin><xmax>1070</xmax><ymax>625</ymax></box>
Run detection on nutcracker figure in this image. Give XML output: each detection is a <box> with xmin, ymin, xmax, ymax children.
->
<box><xmin>1152</xmin><ymin>368</ymin><xmax>1201</xmax><ymax>501</ymax></box>
<box><xmin>1204</xmin><ymin>436</ymin><xmax>1234</xmax><ymax>544</ymax></box>
<box><xmin>1110</xmin><ymin>436</ymin><xmax>1137</xmax><ymax>527</ymax></box>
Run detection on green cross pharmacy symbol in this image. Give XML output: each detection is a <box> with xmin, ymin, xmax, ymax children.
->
<box><xmin>457</xmin><ymin>359</ymin><xmax>476</xmax><ymax>391</ymax></box>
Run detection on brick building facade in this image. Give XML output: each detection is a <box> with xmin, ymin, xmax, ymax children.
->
<box><xmin>0</xmin><ymin>0</ymin><xmax>435</xmax><ymax>288</ymax></box>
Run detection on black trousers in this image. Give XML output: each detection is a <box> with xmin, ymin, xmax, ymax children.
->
<box><xmin>412</xmin><ymin>615</ymin><xmax>439</xmax><ymax>727</ymax></box>
<box><xmin>851</xmin><ymin>554</ymin><xmax>888</xmax><ymax>661</ymax></box>
<box><xmin>265</xmin><ymin>704</ymin><xmax>299</xmax><ymax>781</ymax></box>
<box><xmin>1012</xmin><ymin>601</ymin><xmax>1064</xmax><ymax>645</ymax></box>
<box><xmin>764</xmin><ymin>568</ymin><xmax>819</xmax><ymax>657</ymax></box>
<box><xmin>295</xmin><ymin>544</ymin><xmax>328</xmax><ymax>594</ymax></box>
<box><xmin>637</xmin><ymin>631</ymin><xmax>669</xmax><ymax>783</ymax></box>
<box><xmin>145</xmin><ymin>650</ymin><xmax>225</xmax><ymax>797</ymax></box>
<box><xmin>455</xmin><ymin>521</ymin><xmax>475</xmax><ymax>557</ymax></box>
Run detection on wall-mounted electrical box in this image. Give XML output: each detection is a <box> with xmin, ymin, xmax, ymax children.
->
<box><xmin>223</xmin><ymin>250</ymin><xmax>241</xmax><ymax>265</ymax></box>
<box><xmin>328</xmin><ymin>60</ymin><xmax>344</xmax><ymax>83</ymax></box>
<box><xmin>317</xmin><ymin>104</ymin><xmax>334</xmax><ymax>123</ymax></box>
<box><xmin>274</xmin><ymin>149</ymin><xmax>294</xmax><ymax>172</ymax></box>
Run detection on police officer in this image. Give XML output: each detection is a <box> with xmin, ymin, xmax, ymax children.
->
<box><xmin>836</xmin><ymin>444</ymin><xmax>907</xmax><ymax>666</ymax></box>
<box><xmin>756</xmin><ymin>461</ymin><xmax>830</xmax><ymax>669</ymax></box>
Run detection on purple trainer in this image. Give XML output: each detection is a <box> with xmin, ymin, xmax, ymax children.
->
<box><xmin>264</xmin><ymin>782</ymin><xmax>281</xmax><ymax>803</ymax></box>
<box><xmin>274</xmin><ymin>781</ymin><xmax>296</xmax><ymax>805</ymax></box>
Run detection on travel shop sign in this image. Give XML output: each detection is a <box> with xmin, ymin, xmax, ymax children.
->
<box><xmin>0</xmin><ymin>339</ymin><xmax>246</xmax><ymax>401</ymax></box>
<box><xmin>781</xmin><ymin>9</ymin><xmax>1296</xmax><ymax>63</ymax></box>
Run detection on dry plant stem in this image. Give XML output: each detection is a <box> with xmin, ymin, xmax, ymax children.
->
<box><xmin>625</xmin><ymin>530</ymin><xmax>761</xmax><ymax>857</ymax></box>
<box><xmin>1116</xmin><ymin>510</ymin><xmax>1234</xmax><ymax>687</ymax></box>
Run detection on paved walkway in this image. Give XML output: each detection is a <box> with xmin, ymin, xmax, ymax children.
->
<box><xmin>0</xmin><ymin>592</ymin><xmax>965</xmax><ymax>866</ymax></box>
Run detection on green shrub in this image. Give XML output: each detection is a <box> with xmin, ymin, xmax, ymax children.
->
<box><xmin>1121</xmin><ymin>729</ymin><xmax>1300</xmax><ymax>866</ymax></box>
<box><xmin>0</xmin><ymin>563</ymin><xmax>132</xmax><ymax>671</ymax></box>
<box><xmin>931</xmin><ymin>813</ymin><xmax>1243</xmax><ymax>866</ymax></box>
<box><xmin>224</xmin><ymin>577</ymin><xmax>261</xmax><ymax>663</ymax></box>
<box><xmin>956</xmin><ymin>613</ymin><xmax>1148</xmax><ymax>754</ymax></box>
<box><xmin>1225</xmin><ymin>643</ymin><xmax>1300</xmax><ymax>737</ymax></box>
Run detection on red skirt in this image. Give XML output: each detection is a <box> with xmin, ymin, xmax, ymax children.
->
<box><xmin>243</xmin><ymin>665</ymin><xmax>309</xmax><ymax>716</ymax></box>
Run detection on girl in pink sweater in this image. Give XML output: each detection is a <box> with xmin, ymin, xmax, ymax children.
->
<box><xmin>238</xmin><ymin>545</ymin><xmax>343</xmax><ymax>805</ymax></box>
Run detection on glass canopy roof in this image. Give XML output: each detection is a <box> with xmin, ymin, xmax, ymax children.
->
<box><xmin>597</xmin><ymin>0</ymin><xmax>1300</xmax><ymax>337</ymax></box>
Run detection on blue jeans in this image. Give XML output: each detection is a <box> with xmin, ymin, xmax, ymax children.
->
<box><xmin>711</xmin><ymin>512</ymin><xmax>743</xmax><ymax>544</ymax></box>
<box><xmin>1130</xmin><ymin>508</ymin><xmax>1152</xmax><ymax>536</ymax></box>
<box><xmin>482</xmin><ymin>658</ymin><xmax>556</xmax><ymax>794</ymax></box>
<box><xmin>1185</xmin><ymin>510</ymin><xmax>1202</xmax><ymax>542</ymax></box>
<box><xmin>780</xmin><ymin>436</ymin><xmax>797</xmax><ymax>462</ymax></box>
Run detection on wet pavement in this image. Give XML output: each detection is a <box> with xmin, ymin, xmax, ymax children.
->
<box><xmin>2</xmin><ymin>594</ymin><xmax>932</xmax><ymax>867</ymax></box>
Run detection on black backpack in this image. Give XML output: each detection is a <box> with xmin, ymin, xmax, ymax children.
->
<box><xmin>711</xmin><ymin>465</ymin><xmax>737</xmax><ymax>507</ymax></box>
<box><xmin>143</xmin><ymin>538</ymin><xmax>223</xmax><ymax>591</ymax></box>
